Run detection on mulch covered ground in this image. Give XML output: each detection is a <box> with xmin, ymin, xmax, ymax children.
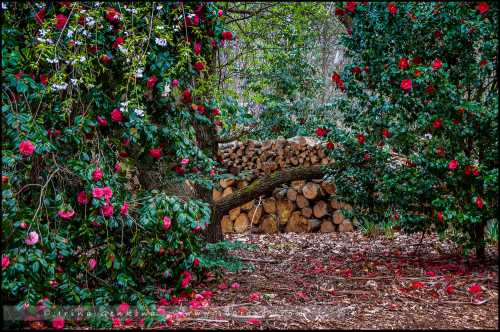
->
<box><xmin>22</xmin><ymin>231</ymin><xmax>498</xmax><ymax>330</ymax></box>
<box><xmin>175</xmin><ymin>231</ymin><xmax>498</xmax><ymax>329</ymax></box>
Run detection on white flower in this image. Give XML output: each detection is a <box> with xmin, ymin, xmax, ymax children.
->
<box><xmin>86</xmin><ymin>17</ymin><xmax>95</xmax><ymax>27</ymax></box>
<box><xmin>52</xmin><ymin>83</ymin><xmax>68</xmax><ymax>91</ymax></box>
<box><xmin>2</xmin><ymin>2</ymin><xmax>8</xmax><ymax>9</ymax></box>
<box><xmin>70</xmin><ymin>78</ymin><xmax>78</xmax><ymax>85</ymax></box>
<box><xmin>156</xmin><ymin>5</ymin><xmax>163</xmax><ymax>10</ymax></box>
<box><xmin>81</xmin><ymin>30</ymin><xmax>91</xmax><ymax>37</ymax></box>
<box><xmin>424</xmin><ymin>133</ymin><xmax>433</xmax><ymax>140</ymax></box>
<box><xmin>79</xmin><ymin>56</ymin><xmax>86</xmax><ymax>62</ymax></box>
<box><xmin>67</xmin><ymin>30</ymin><xmax>74</xmax><ymax>38</ymax></box>
<box><xmin>46</xmin><ymin>57</ymin><xmax>59</xmax><ymax>64</ymax></box>
<box><xmin>74</xmin><ymin>40</ymin><xmax>83</xmax><ymax>45</ymax></box>
<box><xmin>134</xmin><ymin>109</ymin><xmax>144</xmax><ymax>117</ymax></box>
<box><xmin>136</xmin><ymin>68</ymin><xmax>144</xmax><ymax>78</ymax></box>
<box><xmin>162</xmin><ymin>84</ymin><xmax>171</xmax><ymax>97</ymax></box>
<box><xmin>39</xmin><ymin>29</ymin><xmax>48</xmax><ymax>37</ymax></box>
<box><xmin>155</xmin><ymin>37</ymin><xmax>167</xmax><ymax>47</ymax></box>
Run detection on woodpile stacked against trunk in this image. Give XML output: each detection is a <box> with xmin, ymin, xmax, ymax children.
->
<box><xmin>215</xmin><ymin>178</ymin><xmax>354</xmax><ymax>234</ymax></box>
<box><xmin>217</xmin><ymin>136</ymin><xmax>331</xmax><ymax>176</ymax></box>
<box><xmin>215</xmin><ymin>137</ymin><xmax>355</xmax><ymax>234</ymax></box>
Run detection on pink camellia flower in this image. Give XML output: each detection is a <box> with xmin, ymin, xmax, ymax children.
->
<box><xmin>210</xmin><ymin>39</ymin><xmax>217</xmax><ymax>48</ymax></box>
<box><xmin>118</xmin><ymin>303</ymin><xmax>129</xmax><ymax>314</ymax></box>
<box><xmin>218</xmin><ymin>9</ymin><xmax>223</xmax><ymax>16</ymax></box>
<box><xmin>181</xmin><ymin>158</ymin><xmax>190</xmax><ymax>166</ymax></box>
<box><xmin>58</xmin><ymin>209</ymin><xmax>75</xmax><ymax>220</ymax></box>
<box><xmin>192</xmin><ymin>225</ymin><xmax>202</xmax><ymax>233</ymax></box>
<box><xmin>20</xmin><ymin>222</ymin><xmax>28</xmax><ymax>229</ymax></box>
<box><xmin>88</xmin><ymin>258</ymin><xmax>97</xmax><ymax>270</ymax></box>
<box><xmin>432</xmin><ymin>58</ymin><xmax>443</xmax><ymax>70</ymax></box>
<box><xmin>55</xmin><ymin>14</ymin><xmax>68</xmax><ymax>30</ymax></box>
<box><xmin>114</xmin><ymin>163</ymin><xmax>122</xmax><ymax>173</ymax></box>
<box><xmin>100</xmin><ymin>203</ymin><xmax>114</xmax><ymax>218</ymax></box>
<box><xmin>92</xmin><ymin>167</ymin><xmax>103</xmax><ymax>182</ymax></box>
<box><xmin>147</xmin><ymin>75</ymin><xmax>158</xmax><ymax>89</ymax></box>
<box><xmin>162</xmin><ymin>216</ymin><xmax>172</xmax><ymax>230</ymax></box>
<box><xmin>25</xmin><ymin>231</ymin><xmax>39</xmax><ymax>246</ymax></box>
<box><xmin>468</xmin><ymin>283</ymin><xmax>482</xmax><ymax>294</ymax></box>
<box><xmin>112</xmin><ymin>317</ymin><xmax>121</xmax><ymax>328</ymax></box>
<box><xmin>172</xmin><ymin>79</ymin><xmax>179</xmax><ymax>87</ymax></box>
<box><xmin>247</xmin><ymin>318</ymin><xmax>261</xmax><ymax>326</ymax></box>
<box><xmin>209</xmin><ymin>169</ymin><xmax>216</xmax><ymax>177</ymax></box>
<box><xmin>2</xmin><ymin>255</ymin><xmax>10</xmax><ymax>270</ymax></box>
<box><xmin>52</xmin><ymin>316</ymin><xmax>65</xmax><ymax>330</ymax></box>
<box><xmin>194</xmin><ymin>41</ymin><xmax>202</xmax><ymax>55</ymax></box>
<box><xmin>92</xmin><ymin>187</ymin><xmax>104</xmax><ymax>199</ymax></box>
<box><xmin>19</xmin><ymin>140</ymin><xmax>35</xmax><ymax>156</ymax></box>
<box><xmin>193</xmin><ymin>14</ymin><xmax>200</xmax><ymax>26</ymax></box>
<box><xmin>249</xmin><ymin>292</ymin><xmax>261</xmax><ymax>301</ymax></box>
<box><xmin>231</xmin><ymin>282</ymin><xmax>240</xmax><ymax>289</ymax></box>
<box><xmin>149</xmin><ymin>148</ymin><xmax>162</xmax><ymax>159</ymax></box>
<box><xmin>448</xmin><ymin>159</ymin><xmax>458</xmax><ymax>170</ymax></box>
<box><xmin>97</xmin><ymin>116</ymin><xmax>108</xmax><ymax>126</ymax></box>
<box><xmin>120</xmin><ymin>202</ymin><xmax>129</xmax><ymax>215</ymax></box>
<box><xmin>110</xmin><ymin>108</ymin><xmax>123</xmax><ymax>122</ymax></box>
<box><xmin>400</xmin><ymin>79</ymin><xmax>412</xmax><ymax>91</ymax></box>
<box><xmin>102</xmin><ymin>186</ymin><xmax>113</xmax><ymax>201</ymax></box>
<box><xmin>193</xmin><ymin>258</ymin><xmax>200</xmax><ymax>267</ymax></box>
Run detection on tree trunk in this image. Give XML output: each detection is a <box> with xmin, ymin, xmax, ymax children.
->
<box><xmin>473</xmin><ymin>220</ymin><xmax>486</xmax><ymax>260</ymax></box>
<box><xmin>206</xmin><ymin>165</ymin><xmax>327</xmax><ymax>242</ymax></box>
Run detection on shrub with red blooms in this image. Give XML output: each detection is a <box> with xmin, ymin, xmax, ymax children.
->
<box><xmin>324</xmin><ymin>2</ymin><xmax>497</xmax><ymax>258</ymax></box>
<box><xmin>1</xmin><ymin>2</ymin><xmax>236</xmax><ymax>328</ymax></box>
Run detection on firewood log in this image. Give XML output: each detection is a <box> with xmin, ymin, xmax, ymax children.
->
<box><xmin>276</xmin><ymin>199</ymin><xmax>294</xmax><ymax>225</ymax></box>
<box><xmin>313</xmin><ymin>200</ymin><xmax>328</xmax><ymax>218</ymax></box>
<box><xmin>248</xmin><ymin>205</ymin><xmax>263</xmax><ymax>225</ymax></box>
<box><xmin>221</xmin><ymin>215</ymin><xmax>233</xmax><ymax>233</ymax></box>
<box><xmin>302</xmin><ymin>182</ymin><xmax>319</xmax><ymax>200</ymax></box>
<box><xmin>307</xmin><ymin>219</ymin><xmax>322</xmax><ymax>232</ymax></box>
<box><xmin>260</xmin><ymin>214</ymin><xmax>279</xmax><ymax>233</ymax></box>
<box><xmin>296</xmin><ymin>194</ymin><xmax>309</xmax><ymax>209</ymax></box>
<box><xmin>234</xmin><ymin>213</ymin><xmax>250</xmax><ymax>233</ymax></box>
<box><xmin>320</xmin><ymin>220</ymin><xmax>335</xmax><ymax>233</ymax></box>
<box><xmin>229</xmin><ymin>206</ymin><xmax>241</xmax><ymax>221</ymax></box>
<box><xmin>332</xmin><ymin>210</ymin><xmax>346</xmax><ymax>224</ymax></box>
<box><xmin>286</xmin><ymin>188</ymin><xmax>297</xmax><ymax>201</ymax></box>
<box><xmin>301</xmin><ymin>207</ymin><xmax>313</xmax><ymax>218</ymax></box>
<box><xmin>338</xmin><ymin>220</ymin><xmax>353</xmax><ymax>232</ymax></box>
<box><xmin>263</xmin><ymin>197</ymin><xmax>276</xmax><ymax>214</ymax></box>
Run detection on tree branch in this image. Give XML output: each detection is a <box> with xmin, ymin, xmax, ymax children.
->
<box><xmin>213</xmin><ymin>165</ymin><xmax>328</xmax><ymax>215</ymax></box>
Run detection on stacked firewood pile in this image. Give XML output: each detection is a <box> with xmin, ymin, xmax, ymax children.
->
<box><xmin>215</xmin><ymin>137</ymin><xmax>355</xmax><ymax>234</ymax></box>
<box><xmin>217</xmin><ymin>136</ymin><xmax>331</xmax><ymax>176</ymax></box>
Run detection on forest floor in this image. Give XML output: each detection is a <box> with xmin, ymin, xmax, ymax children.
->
<box><xmin>167</xmin><ymin>231</ymin><xmax>498</xmax><ymax>330</ymax></box>
<box><xmin>23</xmin><ymin>231</ymin><xmax>498</xmax><ymax>330</ymax></box>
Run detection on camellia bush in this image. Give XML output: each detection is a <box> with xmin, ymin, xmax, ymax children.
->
<box><xmin>1</xmin><ymin>1</ymin><xmax>241</xmax><ymax>326</ymax></box>
<box><xmin>323</xmin><ymin>2</ymin><xmax>498</xmax><ymax>257</ymax></box>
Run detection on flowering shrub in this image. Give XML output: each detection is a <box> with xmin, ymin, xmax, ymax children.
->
<box><xmin>324</xmin><ymin>2</ymin><xmax>498</xmax><ymax>257</ymax></box>
<box><xmin>1</xmin><ymin>1</ymin><xmax>235</xmax><ymax>320</ymax></box>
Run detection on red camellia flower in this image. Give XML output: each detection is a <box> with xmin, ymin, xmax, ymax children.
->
<box><xmin>432</xmin><ymin>58</ymin><xmax>443</xmax><ymax>70</ymax></box>
<box><xmin>432</xmin><ymin>118</ymin><xmax>442</xmax><ymax>129</ymax></box>
<box><xmin>331</xmin><ymin>72</ymin><xmax>341</xmax><ymax>83</ymax></box>
<box><xmin>15</xmin><ymin>71</ymin><xmax>24</xmax><ymax>80</ymax></box>
<box><xmin>387</xmin><ymin>3</ymin><xmax>398</xmax><ymax>14</ymax></box>
<box><xmin>400</xmin><ymin>79</ymin><xmax>412</xmax><ymax>91</ymax></box>
<box><xmin>414</xmin><ymin>69</ymin><xmax>422</xmax><ymax>77</ymax></box>
<box><xmin>120</xmin><ymin>202</ymin><xmax>129</xmax><ymax>215</ymax></box>
<box><xmin>112</xmin><ymin>37</ymin><xmax>125</xmax><ymax>49</ymax></box>
<box><xmin>19</xmin><ymin>140</ymin><xmax>35</xmax><ymax>156</ymax></box>
<box><xmin>357</xmin><ymin>134</ymin><xmax>366</xmax><ymax>144</ymax></box>
<box><xmin>351</xmin><ymin>66</ymin><xmax>361</xmax><ymax>74</ymax></box>
<box><xmin>92</xmin><ymin>167</ymin><xmax>103</xmax><ymax>181</ymax></box>
<box><xmin>194</xmin><ymin>61</ymin><xmax>205</xmax><ymax>72</ymax></box>
<box><xmin>106</xmin><ymin>7</ymin><xmax>120</xmax><ymax>22</ymax></box>
<box><xmin>316</xmin><ymin>127</ymin><xmax>328</xmax><ymax>138</ymax></box>
<box><xmin>97</xmin><ymin>116</ymin><xmax>108</xmax><ymax>126</ymax></box>
<box><xmin>181</xmin><ymin>271</ymin><xmax>191</xmax><ymax>288</ymax></box>
<box><xmin>473</xmin><ymin>168</ymin><xmax>480</xmax><ymax>176</ymax></box>
<box><xmin>55</xmin><ymin>14</ymin><xmax>68</xmax><ymax>30</ymax></box>
<box><xmin>345</xmin><ymin>2</ymin><xmax>357</xmax><ymax>13</ymax></box>
<box><xmin>100</xmin><ymin>54</ymin><xmax>111</xmax><ymax>64</ymax></box>
<box><xmin>446</xmin><ymin>284</ymin><xmax>454</xmax><ymax>294</ymax></box>
<box><xmin>77</xmin><ymin>191</ymin><xmax>89</xmax><ymax>205</ymax></box>
<box><xmin>399</xmin><ymin>58</ymin><xmax>409</xmax><ymax>70</ymax></box>
<box><xmin>382</xmin><ymin>128</ymin><xmax>390</xmax><ymax>138</ymax></box>
<box><xmin>2</xmin><ymin>175</ymin><xmax>8</xmax><ymax>183</ymax></box>
<box><xmin>434</xmin><ymin>30</ymin><xmax>443</xmax><ymax>39</ymax></box>
<box><xmin>146</xmin><ymin>75</ymin><xmax>158</xmax><ymax>89</ymax></box>
<box><xmin>326</xmin><ymin>141</ymin><xmax>334</xmax><ymax>150</ymax></box>
<box><xmin>448</xmin><ymin>159</ymin><xmax>458</xmax><ymax>170</ymax></box>
<box><xmin>479</xmin><ymin>59</ymin><xmax>488</xmax><ymax>67</ymax></box>
<box><xmin>110</xmin><ymin>108</ymin><xmax>123</xmax><ymax>122</ymax></box>
<box><xmin>193</xmin><ymin>258</ymin><xmax>200</xmax><ymax>267</ymax></box>
<box><xmin>39</xmin><ymin>74</ymin><xmax>48</xmax><ymax>85</ymax></box>
<box><xmin>149</xmin><ymin>148</ymin><xmax>162</xmax><ymax>159</ymax></box>
<box><xmin>221</xmin><ymin>31</ymin><xmax>233</xmax><ymax>40</ymax></box>
<box><xmin>183</xmin><ymin>89</ymin><xmax>192</xmax><ymax>103</ymax></box>
<box><xmin>468</xmin><ymin>283</ymin><xmax>482</xmax><ymax>294</ymax></box>
<box><xmin>436</xmin><ymin>147</ymin><xmax>445</xmax><ymax>157</ymax></box>
<box><xmin>335</xmin><ymin>7</ymin><xmax>345</xmax><ymax>16</ymax></box>
<box><xmin>35</xmin><ymin>8</ymin><xmax>46</xmax><ymax>24</ymax></box>
<box><xmin>412</xmin><ymin>56</ymin><xmax>422</xmax><ymax>65</ymax></box>
<box><xmin>437</xmin><ymin>211</ymin><xmax>443</xmax><ymax>222</ymax></box>
<box><xmin>476</xmin><ymin>2</ymin><xmax>489</xmax><ymax>14</ymax></box>
<box><xmin>465</xmin><ymin>165</ymin><xmax>472</xmax><ymax>176</ymax></box>
<box><xmin>212</xmin><ymin>108</ymin><xmax>221</xmax><ymax>116</ymax></box>
<box><xmin>425</xmin><ymin>85</ymin><xmax>436</xmax><ymax>94</ymax></box>
<box><xmin>475</xmin><ymin>196</ymin><xmax>484</xmax><ymax>209</ymax></box>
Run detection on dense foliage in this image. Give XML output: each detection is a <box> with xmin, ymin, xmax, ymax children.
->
<box><xmin>1</xmin><ymin>1</ymin><xmax>238</xmax><ymax>323</ymax></box>
<box><xmin>324</xmin><ymin>2</ymin><xmax>498</xmax><ymax>257</ymax></box>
